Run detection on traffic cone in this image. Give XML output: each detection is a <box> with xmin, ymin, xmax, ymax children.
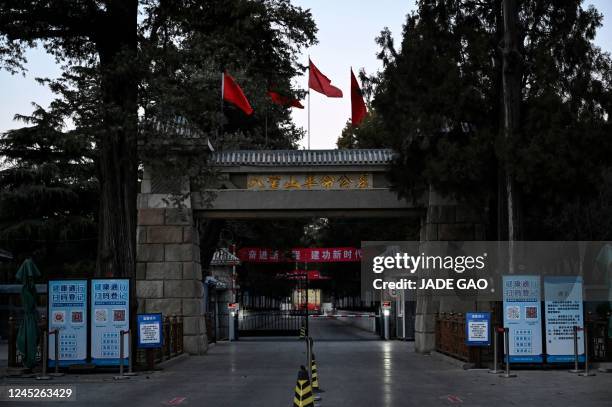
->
<box><xmin>293</xmin><ymin>365</ymin><xmax>314</xmax><ymax>407</ymax></box>
<box><xmin>311</xmin><ymin>353</ymin><xmax>321</xmax><ymax>391</ymax></box>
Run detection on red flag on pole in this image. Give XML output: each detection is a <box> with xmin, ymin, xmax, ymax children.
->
<box><xmin>351</xmin><ymin>68</ymin><xmax>367</xmax><ymax>126</ymax></box>
<box><xmin>267</xmin><ymin>90</ymin><xmax>304</xmax><ymax>109</ymax></box>
<box><xmin>223</xmin><ymin>71</ymin><xmax>253</xmax><ymax>115</ymax></box>
<box><xmin>308</xmin><ymin>59</ymin><xmax>343</xmax><ymax>98</ymax></box>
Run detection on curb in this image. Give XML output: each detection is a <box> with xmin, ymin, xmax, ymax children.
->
<box><xmin>1</xmin><ymin>354</ymin><xmax>192</xmax><ymax>380</ymax></box>
<box><xmin>429</xmin><ymin>351</ymin><xmax>476</xmax><ymax>370</ymax></box>
<box><xmin>155</xmin><ymin>353</ymin><xmax>190</xmax><ymax>370</ymax></box>
<box><xmin>594</xmin><ymin>362</ymin><xmax>612</xmax><ymax>373</ymax></box>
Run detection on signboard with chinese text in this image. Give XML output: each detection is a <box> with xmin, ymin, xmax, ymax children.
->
<box><xmin>137</xmin><ymin>313</ymin><xmax>162</xmax><ymax>349</ymax></box>
<box><xmin>544</xmin><ymin>276</ymin><xmax>585</xmax><ymax>363</ymax></box>
<box><xmin>48</xmin><ymin>280</ymin><xmax>88</xmax><ymax>367</ymax></box>
<box><xmin>246</xmin><ymin>173</ymin><xmax>372</xmax><ymax>190</ymax></box>
<box><xmin>90</xmin><ymin>279</ymin><xmax>130</xmax><ymax>366</ymax></box>
<box><xmin>466</xmin><ymin>312</ymin><xmax>491</xmax><ymax>346</ymax></box>
<box><xmin>237</xmin><ymin>247</ymin><xmax>362</xmax><ymax>263</ymax></box>
<box><xmin>502</xmin><ymin>275</ymin><xmax>543</xmax><ymax>363</ymax></box>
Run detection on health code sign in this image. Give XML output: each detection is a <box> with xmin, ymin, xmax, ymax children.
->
<box><xmin>465</xmin><ymin>312</ymin><xmax>491</xmax><ymax>346</ymax></box>
<box><xmin>137</xmin><ymin>313</ymin><xmax>163</xmax><ymax>348</ymax></box>
<box><xmin>48</xmin><ymin>280</ymin><xmax>88</xmax><ymax>367</ymax></box>
<box><xmin>90</xmin><ymin>279</ymin><xmax>130</xmax><ymax>366</ymax></box>
<box><xmin>502</xmin><ymin>275</ymin><xmax>543</xmax><ymax>363</ymax></box>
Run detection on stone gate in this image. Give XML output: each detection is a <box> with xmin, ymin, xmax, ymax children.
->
<box><xmin>136</xmin><ymin>145</ymin><xmax>485</xmax><ymax>354</ymax></box>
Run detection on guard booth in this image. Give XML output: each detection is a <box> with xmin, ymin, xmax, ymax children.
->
<box><xmin>374</xmin><ymin>286</ymin><xmax>416</xmax><ymax>341</ymax></box>
<box><xmin>204</xmin><ymin>248</ymin><xmax>240</xmax><ymax>342</ymax></box>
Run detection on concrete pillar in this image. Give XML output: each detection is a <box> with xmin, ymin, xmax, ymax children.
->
<box><xmin>414</xmin><ymin>188</ymin><xmax>485</xmax><ymax>353</ymax></box>
<box><xmin>136</xmin><ymin>167</ymin><xmax>207</xmax><ymax>355</ymax></box>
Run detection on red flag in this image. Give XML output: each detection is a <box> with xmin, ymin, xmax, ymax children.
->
<box><xmin>267</xmin><ymin>90</ymin><xmax>304</xmax><ymax>109</ymax></box>
<box><xmin>351</xmin><ymin>68</ymin><xmax>367</xmax><ymax>126</ymax></box>
<box><xmin>308</xmin><ymin>59</ymin><xmax>343</xmax><ymax>97</ymax></box>
<box><xmin>223</xmin><ymin>72</ymin><xmax>253</xmax><ymax>115</ymax></box>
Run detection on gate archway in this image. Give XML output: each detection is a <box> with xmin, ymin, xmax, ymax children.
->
<box><xmin>136</xmin><ymin>147</ymin><xmax>485</xmax><ymax>353</ymax></box>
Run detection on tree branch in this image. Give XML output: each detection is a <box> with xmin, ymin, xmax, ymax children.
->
<box><xmin>0</xmin><ymin>0</ymin><xmax>104</xmax><ymax>42</ymax></box>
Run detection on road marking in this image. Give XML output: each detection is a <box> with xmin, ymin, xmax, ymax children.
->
<box><xmin>166</xmin><ymin>396</ymin><xmax>186</xmax><ymax>405</ymax></box>
<box><xmin>446</xmin><ymin>394</ymin><xmax>463</xmax><ymax>404</ymax></box>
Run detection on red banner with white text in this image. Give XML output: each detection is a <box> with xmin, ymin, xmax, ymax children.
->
<box><xmin>237</xmin><ymin>247</ymin><xmax>362</xmax><ymax>263</ymax></box>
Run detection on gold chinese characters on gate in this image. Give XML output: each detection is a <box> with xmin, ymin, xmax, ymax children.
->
<box><xmin>246</xmin><ymin>174</ymin><xmax>372</xmax><ymax>190</ymax></box>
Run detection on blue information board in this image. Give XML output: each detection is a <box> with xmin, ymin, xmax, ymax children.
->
<box><xmin>465</xmin><ymin>312</ymin><xmax>491</xmax><ymax>346</ymax></box>
<box><xmin>502</xmin><ymin>275</ymin><xmax>543</xmax><ymax>363</ymax></box>
<box><xmin>544</xmin><ymin>276</ymin><xmax>585</xmax><ymax>363</ymax></box>
<box><xmin>90</xmin><ymin>279</ymin><xmax>130</xmax><ymax>366</ymax></box>
<box><xmin>137</xmin><ymin>313</ymin><xmax>163</xmax><ymax>348</ymax></box>
<box><xmin>48</xmin><ymin>280</ymin><xmax>88</xmax><ymax>367</ymax></box>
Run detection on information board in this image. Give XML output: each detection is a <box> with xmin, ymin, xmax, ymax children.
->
<box><xmin>90</xmin><ymin>279</ymin><xmax>130</xmax><ymax>365</ymax></box>
<box><xmin>137</xmin><ymin>313</ymin><xmax>162</xmax><ymax>348</ymax></box>
<box><xmin>502</xmin><ymin>275</ymin><xmax>543</xmax><ymax>363</ymax></box>
<box><xmin>465</xmin><ymin>312</ymin><xmax>491</xmax><ymax>346</ymax></box>
<box><xmin>48</xmin><ymin>280</ymin><xmax>88</xmax><ymax>367</ymax></box>
<box><xmin>544</xmin><ymin>276</ymin><xmax>584</xmax><ymax>363</ymax></box>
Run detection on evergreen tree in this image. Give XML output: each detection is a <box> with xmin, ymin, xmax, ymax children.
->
<box><xmin>337</xmin><ymin>113</ymin><xmax>391</xmax><ymax>150</ymax></box>
<box><xmin>0</xmin><ymin>105</ymin><xmax>98</xmax><ymax>277</ymax></box>
<box><xmin>0</xmin><ymin>1</ymin><xmax>317</xmax><ymax>279</ymax></box>
<box><xmin>0</xmin><ymin>0</ymin><xmax>139</xmax><ymax>278</ymax></box>
<box><xmin>364</xmin><ymin>0</ymin><xmax>612</xmax><ymax>239</ymax></box>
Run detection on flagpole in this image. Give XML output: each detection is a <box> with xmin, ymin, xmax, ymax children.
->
<box><xmin>265</xmin><ymin>108</ymin><xmax>268</xmax><ymax>147</ymax></box>
<box><xmin>220</xmin><ymin>71</ymin><xmax>224</xmax><ymax>137</ymax></box>
<box><xmin>307</xmin><ymin>56</ymin><xmax>311</xmax><ymax>150</ymax></box>
<box><xmin>308</xmin><ymin>88</ymin><xmax>311</xmax><ymax>150</ymax></box>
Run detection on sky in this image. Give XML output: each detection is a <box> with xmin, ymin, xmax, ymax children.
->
<box><xmin>0</xmin><ymin>1</ymin><xmax>611</xmax><ymax>150</ymax></box>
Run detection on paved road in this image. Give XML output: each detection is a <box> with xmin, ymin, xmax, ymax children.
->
<box><xmin>2</xmin><ymin>319</ymin><xmax>611</xmax><ymax>406</ymax></box>
<box><xmin>308</xmin><ymin>315</ymin><xmax>379</xmax><ymax>341</ymax></box>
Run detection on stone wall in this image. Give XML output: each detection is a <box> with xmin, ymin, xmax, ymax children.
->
<box><xmin>136</xmin><ymin>168</ymin><xmax>207</xmax><ymax>355</ymax></box>
<box><xmin>414</xmin><ymin>188</ymin><xmax>486</xmax><ymax>353</ymax></box>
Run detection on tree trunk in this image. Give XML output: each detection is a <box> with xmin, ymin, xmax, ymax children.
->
<box><xmin>93</xmin><ymin>0</ymin><xmax>139</xmax><ymax>356</ymax></box>
<box><xmin>95</xmin><ymin>0</ymin><xmax>139</xmax><ymax>280</ymax></box>
<box><xmin>493</xmin><ymin>0</ymin><xmax>507</xmax><ymax>242</ymax></box>
<box><xmin>501</xmin><ymin>0</ymin><xmax>523</xmax><ymax>252</ymax></box>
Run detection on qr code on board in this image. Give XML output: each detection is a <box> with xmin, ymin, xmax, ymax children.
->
<box><xmin>525</xmin><ymin>306</ymin><xmax>538</xmax><ymax>320</ymax></box>
<box><xmin>113</xmin><ymin>309</ymin><xmax>125</xmax><ymax>322</ymax></box>
<box><xmin>71</xmin><ymin>311</ymin><xmax>83</xmax><ymax>323</ymax></box>
<box><xmin>506</xmin><ymin>306</ymin><xmax>520</xmax><ymax>320</ymax></box>
<box><xmin>95</xmin><ymin>309</ymin><xmax>107</xmax><ymax>322</ymax></box>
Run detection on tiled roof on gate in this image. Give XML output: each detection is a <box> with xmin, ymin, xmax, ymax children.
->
<box><xmin>210</xmin><ymin>149</ymin><xmax>394</xmax><ymax>166</ymax></box>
